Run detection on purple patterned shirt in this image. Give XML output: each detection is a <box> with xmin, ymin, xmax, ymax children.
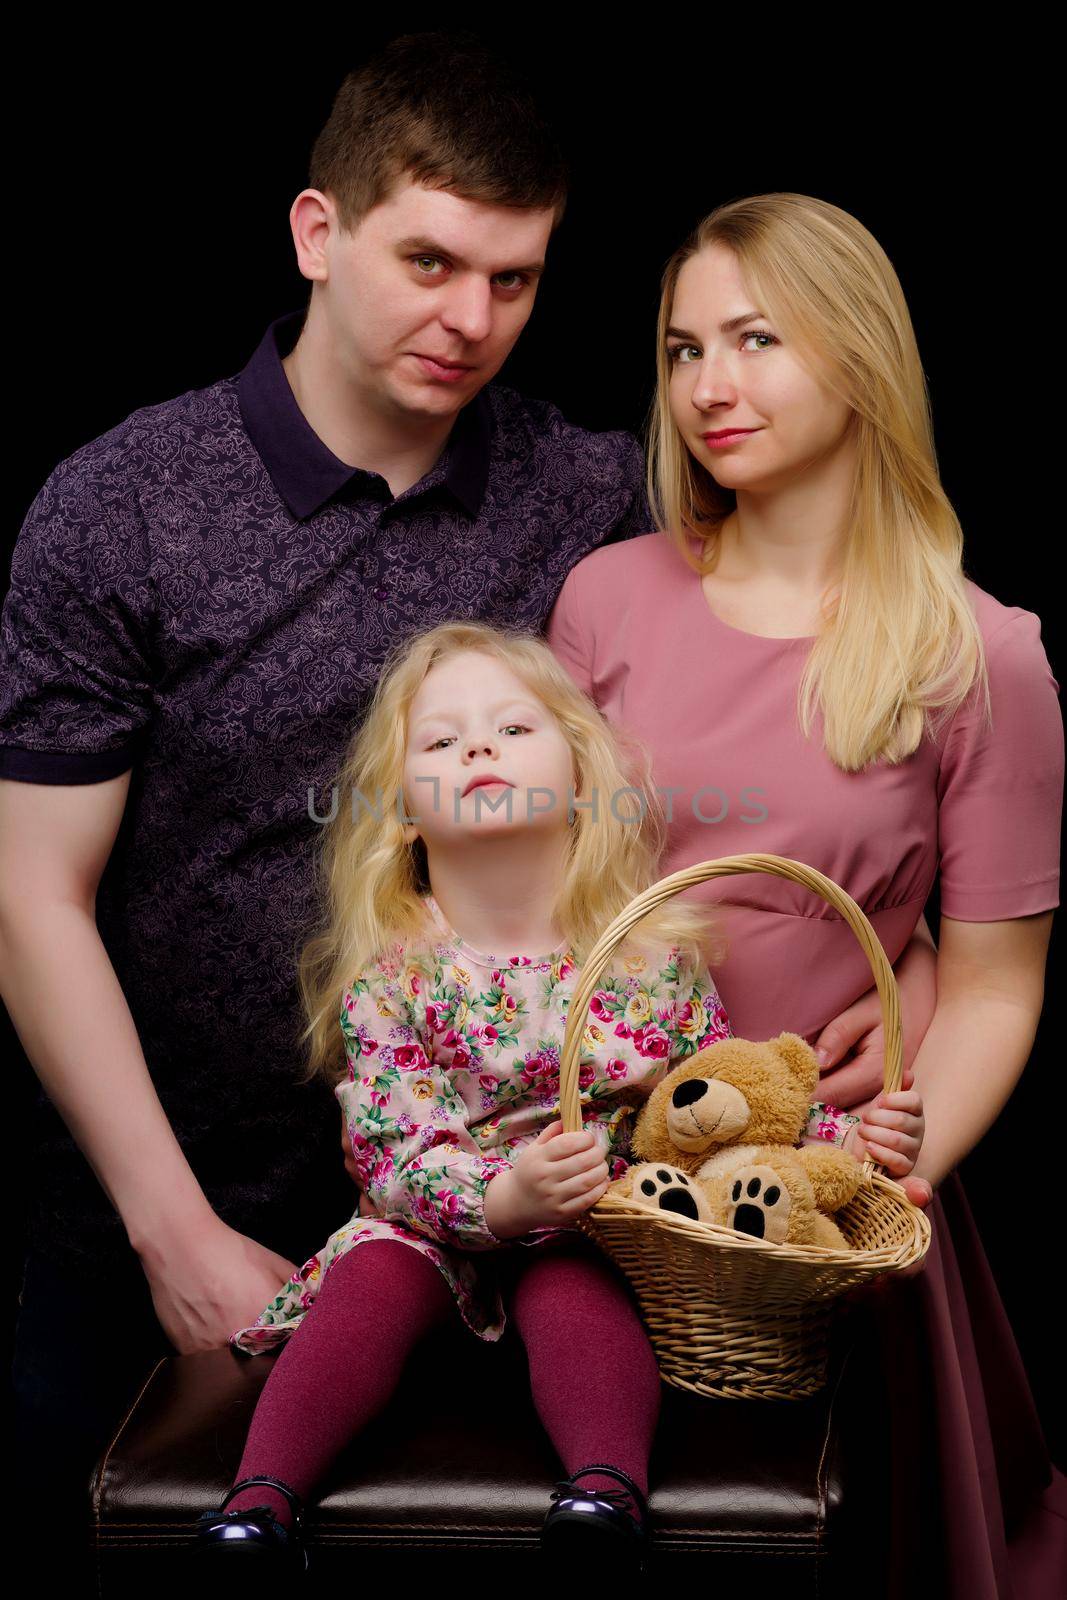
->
<box><xmin>1</xmin><ymin>308</ymin><xmax>649</xmax><ymax>1280</ymax></box>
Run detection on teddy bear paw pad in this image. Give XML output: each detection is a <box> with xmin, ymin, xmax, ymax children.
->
<box><xmin>630</xmin><ymin>1163</ymin><xmax>712</xmax><ymax>1222</ymax></box>
<box><xmin>727</xmin><ymin>1165</ymin><xmax>792</xmax><ymax>1243</ymax></box>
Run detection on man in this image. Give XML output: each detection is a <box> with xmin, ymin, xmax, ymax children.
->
<box><xmin>1</xmin><ymin>32</ymin><xmax>647</xmax><ymax>1572</ymax></box>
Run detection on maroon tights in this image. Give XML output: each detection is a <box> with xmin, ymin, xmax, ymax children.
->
<box><xmin>224</xmin><ymin>1233</ymin><xmax>662</xmax><ymax>1528</ymax></box>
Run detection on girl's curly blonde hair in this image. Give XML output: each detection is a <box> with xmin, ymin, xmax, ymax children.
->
<box><xmin>295</xmin><ymin>620</ymin><xmax>723</xmax><ymax>1087</ymax></box>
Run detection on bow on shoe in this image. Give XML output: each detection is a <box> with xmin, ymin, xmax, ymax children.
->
<box><xmin>549</xmin><ymin>1480</ymin><xmax>638</xmax><ymax>1513</ymax></box>
<box><xmin>541</xmin><ymin>1463</ymin><xmax>651</xmax><ymax>1574</ymax></box>
<box><xmin>547</xmin><ymin>1462</ymin><xmax>649</xmax><ymax>1525</ymax></box>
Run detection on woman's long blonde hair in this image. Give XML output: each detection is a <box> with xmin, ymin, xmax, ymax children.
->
<box><xmin>648</xmin><ymin>192</ymin><xmax>990</xmax><ymax>771</ymax></box>
<box><xmin>297</xmin><ymin>621</ymin><xmax>721</xmax><ymax>1088</ymax></box>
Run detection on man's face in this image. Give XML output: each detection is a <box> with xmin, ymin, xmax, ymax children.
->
<box><xmin>319</xmin><ymin>174</ymin><xmax>554</xmax><ymax>419</ymax></box>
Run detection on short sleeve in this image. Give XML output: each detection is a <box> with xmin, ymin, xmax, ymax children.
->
<box><xmin>937</xmin><ymin>612</ymin><xmax>1063</xmax><ymax>918</ymax></box>
<box><xmin>0</xmin><ymin>455</ymin><xmax>156</xmax><ymax>784</ymax></box>
<box><xmin>334</xmin><ymin>956</ymin><xmax>520</xmax><ymax>1252</ymax></box>
<box><xmin>546</xmin><ymin>565</ymin><xmax>596</xmax><ymax>701</ymax></box>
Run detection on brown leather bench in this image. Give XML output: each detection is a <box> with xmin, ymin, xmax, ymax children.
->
<box><xmin>91</xmin><ymin>1301</ymin><xmax>889</xmax><ymax>1595</ymax></box>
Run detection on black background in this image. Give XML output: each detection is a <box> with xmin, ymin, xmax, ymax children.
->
<box><xmin>7</xmin><ymin>29</ymin><xmax>1063</xmax><ymax>1461</ymax></box>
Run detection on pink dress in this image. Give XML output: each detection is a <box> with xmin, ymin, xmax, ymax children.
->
<box><xmin>547</xmin><ymin>531</ymin><xmax>1065</xmax><ymax>1599</ymax></box>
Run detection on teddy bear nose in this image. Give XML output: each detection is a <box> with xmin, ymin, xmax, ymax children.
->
<box><xmin>672</xmin><ymin>1079</ymin><xmax>709</xmax><ymax>1108</ymax></box>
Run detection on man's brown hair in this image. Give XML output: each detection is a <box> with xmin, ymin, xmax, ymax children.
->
<box><xmin>308</xmin><ymin>32</ymin><xmax>568</xmax><ymax>233</ymax></box>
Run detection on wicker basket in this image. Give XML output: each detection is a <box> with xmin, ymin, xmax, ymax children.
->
<box><xmin>558</xmin><ymin>853</ymin><xmax>931</xmax><ymax>1401</ymax></box>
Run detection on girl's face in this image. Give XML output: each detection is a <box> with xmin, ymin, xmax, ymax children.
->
<box><xmin>401</xmin><ymin>651</ymin><xmax>576</xmax><ymax>850</ymax></box>
<box><xmin>666</xmin><ymin>242</ymin><xmax>854</xmax><ymax>494</ymax></box>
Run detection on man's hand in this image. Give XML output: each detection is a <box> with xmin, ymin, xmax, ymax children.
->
<box><xmin>137</xmin><ymin>1212</ymin><xmax>299</xmax><ymax>1354</ymax></box>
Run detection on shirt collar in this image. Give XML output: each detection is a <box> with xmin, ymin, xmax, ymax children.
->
<box><xmin>235</xmin><ymin>308</ymin><xmax>492</xmax><ymax>521</ymax></box>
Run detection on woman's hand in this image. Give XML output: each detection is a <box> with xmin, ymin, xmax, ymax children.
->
<box><xmin>137</xmin><ymin>1210</ymin><xmax>299</xmax><ymax>1355</ymax></box>
<box><xmin>812</xmin><ymin>926</ymin><xmax>939</xmax><ymax>1108</ymax></box>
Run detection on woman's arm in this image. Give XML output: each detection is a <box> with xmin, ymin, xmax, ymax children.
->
<box><xmin>907</xmin><ymin>911</ymin><xmax>1053</xmax><ymax>1189</ymax></box>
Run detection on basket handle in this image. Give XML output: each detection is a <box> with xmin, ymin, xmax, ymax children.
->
<box><xmin>558</xmin><ymin>853</ymin><xmax>903</xmax><ymax>1186</ymax></box>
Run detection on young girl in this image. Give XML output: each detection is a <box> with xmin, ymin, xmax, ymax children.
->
<box><xmin>194</xmin><ymin>620</ymin><xmax>924</xmax><ymax>1577</ymax></box>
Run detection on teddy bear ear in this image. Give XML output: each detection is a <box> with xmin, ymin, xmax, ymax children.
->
<box><xmin>769</xmin><ymin>1032</ymin><xmax>821</xmax><ymax>1088</ymax></box>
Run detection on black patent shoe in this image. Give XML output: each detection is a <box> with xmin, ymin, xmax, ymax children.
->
<box><xmin>541</xmin><ymin>1462</ymin><xmax>650</xmax><ymax>1567</ymax></box>
<box><xmin>194</xmin><ymin>1474</ymin><xmax>308</xmax><ymax>1576</ymax></box>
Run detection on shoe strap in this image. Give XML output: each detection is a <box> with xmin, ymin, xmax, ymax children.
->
<box><xmin>220</xmin><ymin>1473</ymin><xmax>305</xmax><ymax>1532</ymax></box>
<box><xmin>565</xmin><ymin>1462</ymin><xmax>649</xmax><ymax>1519</ymax></box>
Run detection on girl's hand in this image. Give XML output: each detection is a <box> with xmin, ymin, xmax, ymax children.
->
<box><xmin>843</xmin><ymin>1086</ymin><xmax>932</xmax><ymax>1296</ymax></box>
<box><xmin>502</xmin><ymin>1119</ymin><xmax>611</xmax><ymax>1234</ymax></box>
<box><xmin>845</xmin><ymin>1086</ymin><xmax>930</xmax><ymax>1206</ymax></box>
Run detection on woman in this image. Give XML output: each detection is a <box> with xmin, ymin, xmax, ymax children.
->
<box><xmin>545</xmin><ymin>193</ymin><xmax>1064</xmax><ymax>1598</ymax></box>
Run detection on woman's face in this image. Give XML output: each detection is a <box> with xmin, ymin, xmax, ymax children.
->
<box><xmin>401</xmin><ymin>650</ymin><xmax>576</xmax><ymax>851</ymax></box>
<box><xmin>666</xmin><ymin>243</ymin><xmax>854</xmax><ymax>493</ymax></box>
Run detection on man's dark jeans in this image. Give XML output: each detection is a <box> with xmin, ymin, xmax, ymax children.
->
<box><xmin>11</xmin><ymin>1248</ymin><xmax>174</xmax><ymax>1582</ymax></box>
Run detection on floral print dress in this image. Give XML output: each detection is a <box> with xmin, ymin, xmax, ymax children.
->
<box><xmin>230</xmin><ymin>895</ymin><xmax>732</xmax><ymax>1351</ymax></box>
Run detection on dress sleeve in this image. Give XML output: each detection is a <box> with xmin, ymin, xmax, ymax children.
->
<box><xmin>620</xmin><ymin>944</ymin><xmax>731</xmax><ymax>1098</ymax></box>
<box><xmin>335</xmin><ymin>955</ymin><xmax>524</xmax><ymax>1252</ymax></box>
<box><xmin>669</xmin><ymin>949</ymin><xmax>733</xmax><ymax>1059</ymax></box>
<box><xmin>545</xmin><ymin>565</ymin><xmax>596</xmax><ymax>702</ymax></box>
<box><xmin>801</xmin><ymin>1101</ymin><xmax>861</xmax><ymax>1148</ymax></box>
<box><xmin>937</xmin><ymin>611</ymin><xmax>1063</xmax><ymax>918</ymax></box>
<box><xmin>0</xmin><ymin>456</ymin><xmax>156</xmax><ymax>784</ymax></box>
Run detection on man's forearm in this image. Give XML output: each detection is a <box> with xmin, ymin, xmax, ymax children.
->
<box><xmin>0</xmin><ymin>900</ymin><xmax>213</xmax><ymax>1256</ymax></box>
<box><xmin>908</xmin><ymin>992</ymin><xmax>1041</xmax><ymax>1189</ymax></box>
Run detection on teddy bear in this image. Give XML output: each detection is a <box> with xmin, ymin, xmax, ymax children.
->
<box><xmin>608</xmin><ymin>1032</ymin><xmax>863</xmax><ymax>1249</ymax></box>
